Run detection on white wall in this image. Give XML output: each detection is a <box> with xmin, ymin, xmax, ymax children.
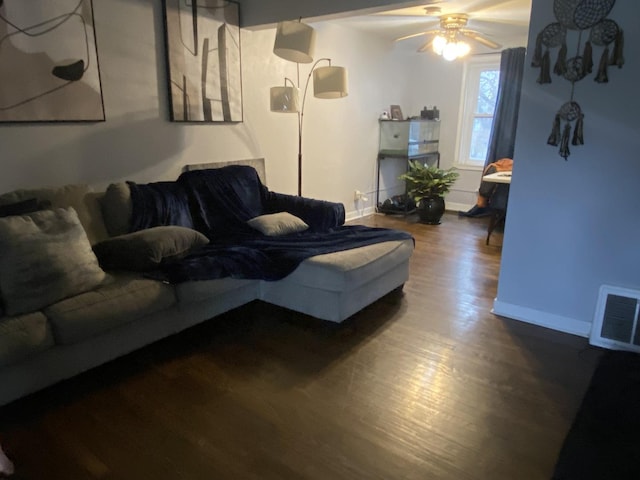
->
<box><xmin>494</xmin><ymin>0</ymin><xmax>640</xmax><ymax>336</ymax></box>
<box><xmin>404</xmin><ymin>53</ymin><xmax>482</xmax><ymax>209</ymax></box>
<box><xmin>0</xmin><ymin>1</ymin><xmax>409</xmax><ymax>221</ymax></box>
<box><xmin>243</xmin><ymin>22</ymin><xmax>407</xmax><ymax>218</ymax></box>
<box><xmin>0</xmin><ymin>0</ymin><xmax>258</xmax><ymax>192</ymax></box>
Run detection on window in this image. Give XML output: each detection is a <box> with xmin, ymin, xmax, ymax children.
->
<box><xmin>455</xmin><ymin>56</ymin><xmax>500</xmax><ymax>169</ymax></box>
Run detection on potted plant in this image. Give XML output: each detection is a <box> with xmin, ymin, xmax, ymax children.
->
<box><xmin>399</xmin><ymin>160</ymin><xmax>459</xmax><ymax>224</ymax></box>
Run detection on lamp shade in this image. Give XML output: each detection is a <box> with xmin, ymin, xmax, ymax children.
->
<box><xmin>270</xmin><ymin>86</ymin><xmax>300</xmax><ymax>112</ymax></box>
<box><xmin>273</xmin><ymin>21</ymin><xmax>316</xmax><ymax>64</ymax></box>
<box><xmin>313</xmin><ymin>66</ymin><xmax>348</xmax><ymax>99</ymax></box>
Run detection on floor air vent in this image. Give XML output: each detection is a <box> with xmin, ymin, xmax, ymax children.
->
<box><xmin>590</xmin><ymin>285</ymin><xmax>640</xmax><ymax>352</ymax></box>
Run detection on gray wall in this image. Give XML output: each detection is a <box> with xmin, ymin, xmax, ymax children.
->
<box><xmin>493</xmin><ymin>0</ymin><xmax>640</xmax><ymax>336</ymax></box>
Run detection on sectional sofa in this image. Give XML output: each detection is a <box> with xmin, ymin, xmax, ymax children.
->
<box><xmin>0</xmin><ymin>159</ymin><xmax>414</xmax><ymax>406</ymax></box>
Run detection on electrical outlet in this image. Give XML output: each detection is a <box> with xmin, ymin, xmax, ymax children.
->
<box><xmin>354</xmin><ymin>190</ymin><xmax>368</xmax><ymax>202</ymax></box>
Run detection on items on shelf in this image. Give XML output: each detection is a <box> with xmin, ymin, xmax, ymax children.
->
<box><xmin>420</xmin><ymin>106</ymin><xmax>440</xmax><ymax>120</ymax></box>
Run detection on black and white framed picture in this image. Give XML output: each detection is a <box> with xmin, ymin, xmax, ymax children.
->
<box><xmin>163</xmin><ymin>0</ymin><xmax>243</xmax><ymax>123</ymax></box>
<box><xmin>0</xmin><ymin>0</ymin><xmax>105</xmax><ymax>122</ymax></box>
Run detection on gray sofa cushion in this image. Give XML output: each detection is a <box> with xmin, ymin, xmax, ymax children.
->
<box><xmin>93</xmin><ymin>226</ymin><xmax>209</xmax><ymax>271</ymax></box>
<box><xmin>0</xmin><ymin>184</ymin><xmax>109</xmax><ymax>244</ymax></box>
<box><xmin>283</xmin><ymin>239</ymin><xmax>414</xmax><ymax>291</ymax></box>
<box><xmin>176</xmin><ymin>278</ymin><xmax>256</xmax><ymax>304</ymax></box>
<box><xmin>0</xmin><ymin>312</ymin><xmax>55</xmax><ymax>367</ymax></box>
<box><xmin>0</xmin><ymin>208</ymin><xmax>107</xmax><ymax>316</ymax></box>
<box><xmin>44</xmin><ymin>274</ymin><xmax>177</xmax><ymax>344</ymax></box>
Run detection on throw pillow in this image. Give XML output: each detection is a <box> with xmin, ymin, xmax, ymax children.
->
<box><xmin>0</xmin><ymin>207</ymin><xmax>107</xmax><ymax>316</ymax></box>
<box><xmin>247</xmin><ymin>212</ymin><xmax>309</xmax><ymax>236</ymax></box>
<box><xmin>92</xmin><ymin>226</ymin><xmax>209</xmax><ymax>271</ymax></box>
<box><xmin>0</xmin><ymin>198</ymin><xmax>50</xmax><ymax>317</ymax></box>
<box><xmin>0</xmin><ymin>184</ymin><xmax>109</xmax><ymax>245</ymax></box>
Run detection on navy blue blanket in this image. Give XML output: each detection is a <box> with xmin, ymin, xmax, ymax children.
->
<box><xmin>129</xmin><ymin>166</ymin><xmax>413</xmax><ymax>282</ymax></box>
<box><xmin>127</xmin><ymin>180</ymin><xmax>193</xmax><ymax>232</ymax></box>
<box><xmin>162</xmin><ymin>225</ymin><xmax>412</xmax><ymax>282</ymax></box>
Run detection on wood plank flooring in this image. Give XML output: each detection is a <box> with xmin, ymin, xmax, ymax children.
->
<box><xmin>0</xmin><ymin>212</ymin><xmax>602</xmax><ymax>480</ymax></box>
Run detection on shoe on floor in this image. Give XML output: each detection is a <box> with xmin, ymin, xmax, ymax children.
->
<box><xmin>458</xmin><ymin>205</ymin><xmax>491</xmax><ymax>218</ymax></box>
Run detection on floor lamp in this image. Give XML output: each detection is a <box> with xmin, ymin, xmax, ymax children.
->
<box><xmin>270</xmin><ymin>20</ymin><xmax>348</xmax><ymax>196</ymax></box>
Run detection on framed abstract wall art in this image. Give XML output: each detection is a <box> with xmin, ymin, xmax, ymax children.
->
<box><xmin>0</xmin><ymin>0</ymin><xmax>105</xmax><ymax>122</ymax></box>
<box><xmin>162</xmin><ymin>0</ymin><xmax>243</xmax><ymax>123</ymax></box>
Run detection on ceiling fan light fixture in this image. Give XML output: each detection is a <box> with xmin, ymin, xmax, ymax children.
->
<box><xmin>442</xmin><ymin>41</ymin><xmax>459</xmax><ymax>61</ymax></box>
<box><xmin>433</xmin><ymin>35</ymin><xmax>447</xmax><ymax>55</ymax></box>
<box><xmin>435</xmin><ymin>36</ymin><xmax>470</xmax><ymax>61</ymax></box>
<box><xmin>456</xmin><ymin>41</ymin><xmax>471</xmax><ymax>57</ymax></box>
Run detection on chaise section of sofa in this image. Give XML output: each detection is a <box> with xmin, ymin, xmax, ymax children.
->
<box><xmin>260</xmin><ymin>240</ymin><xmax>413</xmax><ymax>322</ymax></box>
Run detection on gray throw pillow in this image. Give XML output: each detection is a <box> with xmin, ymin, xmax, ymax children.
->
<box><xmin>0</xmin><ymin>198</ymin><xmax>50</xmax><ymax>317</ymax></box>
<box><xmin>92</xmin><ymin>226</ymin><xmax>209</xmax><ymax>271</ymax></box>
<box><xmin>247</xmin><ymin>212</ymin><xmax>309</xmax><ymax>236</ymax></box>
<box><xmin>0</xmin><ymin>184</ymin><xmax>108</xmax><ymax>245</ymax></box>
<box><xmin>0</xmin><ymin>207</ymin><xmax>107</xmax><ymax>316</ymax></box>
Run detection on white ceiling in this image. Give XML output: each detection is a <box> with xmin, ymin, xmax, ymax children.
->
<box><xmin>331</xmin><ymin>0</ymin><xmax>532</xmax><ymax>55</ymax></box>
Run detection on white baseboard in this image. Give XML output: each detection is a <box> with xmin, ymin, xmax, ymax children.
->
<box><xmin>347</xmin><ymin>202</ymin><xmax>473</xmax><ymax>221</ymax></box>
<box><xmin>345</xmin><ymin>206</ymin><xmax>376</xmax><ymax>222</ymax></box>
<box><xmin>445</xmin><ymin>202</ymin><xmax>474</xmax><ymax>213</ymax></box>
<box><xmin>492</xmin><ymin>299</ymin><xmax>592</xmax><ymax>338</ymax></box>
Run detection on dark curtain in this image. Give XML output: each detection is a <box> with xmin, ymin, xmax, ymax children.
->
<box><xmin>460</xmin><ymin>47</ymin><xmax>526</xmax><ymax>217</ymax></box>
<box><xmin>484</xmin><ymin>47</ymin><xmax>526</xmax><ymax>167</ymax></box>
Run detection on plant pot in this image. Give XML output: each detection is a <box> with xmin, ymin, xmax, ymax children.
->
<box><xmin>418</xmin><ymin>196</ymin><xmax>445</xmax><ymax>224</ymax></box>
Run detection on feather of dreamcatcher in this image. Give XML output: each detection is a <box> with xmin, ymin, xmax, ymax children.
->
<box><xmin>559</xmin><ymin>123</ymin><xmax>571</xmax><ymax>160</ymax></box>
<box><xmin>554</xmin><ymin>41</ymin><xmax>568</xmax><ymax>75</ymax></box>
<box><xmin>547</xmin><ymin>114</ymin><xmax>561</xmax><ymax>146</ymax></box>
<box><xmin>572</xmin><ymin>114</ymin><xmax>584</xmax><ymax>146</ymax></box>
<box><xmin>595</xmin><ymin>47</ymin><xmax>610</xmax><ymax>83</ymax></box>
<box><xmin>610</xmin><ymin>29</ymin><xmax>624</xmax><ymax>67</ymax></box>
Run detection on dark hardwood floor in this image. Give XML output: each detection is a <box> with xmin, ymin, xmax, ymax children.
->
<box><xmin>0</xmin><ymin>212</ymin><xmax>602</xmax><ymax>480</ymax></box>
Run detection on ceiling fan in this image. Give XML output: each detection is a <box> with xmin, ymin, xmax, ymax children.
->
<box><xmin>396</xmin><ymin>10</ymin><xmax>502</xmax><ymax>60</ymax></box>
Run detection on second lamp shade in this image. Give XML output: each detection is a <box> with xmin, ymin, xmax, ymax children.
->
<box><xmin>313</xmin><ymin>66</ymin><xmax>348</xmax><ymax>99</ymax></box>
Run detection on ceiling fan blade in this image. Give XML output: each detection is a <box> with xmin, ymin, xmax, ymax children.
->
<box><xmin>464</xmin><ymin>0</ymin><xmax>524</xmax><ymax>15</ymax></box>
<box><xmin>471</xmin><ymin>17</ymin><xmax>530</xmax><ymax>28</ymax></box>
<box><xmin>417</xmin><ymin>39</ymin><xmax>435</xmax><ymax>52</ymax></box>
<box><xmin>459</xmin><ymin>30</ymin><xmax>501</xmax><ymax>49</ymax></box>
<box><xmin>376</xmin><ymin>1</ymin><xmax>448</xmax><ymax>17</ymax></box>
<box><xmin>395</xmin><ymin>29</ymin><xmax>440</xmax><ymax>42</ymax></box>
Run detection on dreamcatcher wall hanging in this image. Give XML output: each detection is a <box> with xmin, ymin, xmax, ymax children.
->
<box><xmin>531</xmin><ymin>0</ymin><xmax>624</xmax><ymax>160</ymax></box>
